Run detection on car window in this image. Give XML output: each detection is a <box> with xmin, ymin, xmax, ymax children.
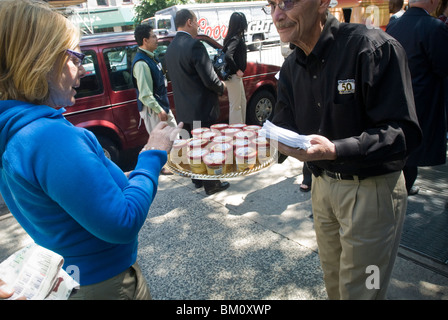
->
<box><xmin>103</xmin><ymin>45</ymin><xmax>138</xmax><ymax>91</ymax></box>
<box><xmin>154</xmin><ymin>41</ymin><xmax>169</xmax><ymax>61</ymax></box>
<box><xmin>154</xmin><ymin>38</ymin><xmax>219</xmax><ymax>81</ymax></box>
<box><xmin>154</xmin><ymin>40</ymin><xmax>171</xmax><ymax>80</ymax></box>
<box><xmin>76</xmin><ymin>50</ymin><xmax>103</xmax><ymax>98</ymax></box>
<box><xmin>157</xmin><ymin>19</ymin><xmax>171</xmax><ymax>30</ymax></box>
<box><xmin>200</xmin><ymin>40</ymin><xmax>219</xmax><ymax>61</ymax></box>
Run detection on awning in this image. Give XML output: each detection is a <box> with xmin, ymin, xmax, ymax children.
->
<box><xmin>72</xmin><ymin>6</ymin><xmax>135</xmax><ymax>29</ymax></box>
<box><xmin>47</xmin><ymin>0</ymin><xmax>86</xmax><ymax>8</ymax></box>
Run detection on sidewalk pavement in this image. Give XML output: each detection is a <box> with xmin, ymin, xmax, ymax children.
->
<box><xmin>1</xmin><ymin>156</ymin><xmax>448</xmax><ymax>300</ymax></box>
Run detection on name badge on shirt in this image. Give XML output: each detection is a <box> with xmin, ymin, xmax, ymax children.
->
<box><xmin>337</xmin><ymin>79</ymin><xmax>355</xmax><ymax>95</ymax></box>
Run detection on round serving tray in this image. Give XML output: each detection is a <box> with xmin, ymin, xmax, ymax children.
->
<box><xmin>166</xmin><ymin>151</ymin><xmax>279</xmax><ymax>180</ymax></box>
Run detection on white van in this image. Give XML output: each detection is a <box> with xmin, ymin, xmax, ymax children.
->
<box><xmin>144</xmin><ymin>1</ymin><xmax>279</xmax><ymax>51</ymax></box>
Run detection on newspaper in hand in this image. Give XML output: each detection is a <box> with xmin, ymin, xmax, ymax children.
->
<box><xmin>259</xmin><ymin>120</ymin><xmax>311</xmax><ymax>150</ymax></box>
<box><xmin>0</xmin><ymin>242</ymin><xmax>79</xmax><ymax>300</ymax></box>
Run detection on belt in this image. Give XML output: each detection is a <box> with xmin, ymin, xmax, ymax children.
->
<box><xmin>323</xmin><ymin>170</ymin><xmax>366</xmax><ymax>181</ymax></box>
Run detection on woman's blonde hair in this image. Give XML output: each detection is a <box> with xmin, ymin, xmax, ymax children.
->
<box><xmin>0</xmin><ymin>0</ymin><xmax>81</xmax><ymax>104</ymax></box>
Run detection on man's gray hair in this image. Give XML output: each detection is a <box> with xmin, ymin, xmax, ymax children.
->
<box><xmin>409</xmin><ymin>0</ymin><xmax>429</xmax><ymax>4</ymax></box>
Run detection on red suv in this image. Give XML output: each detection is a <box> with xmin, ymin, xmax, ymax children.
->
<box><xmin>68</xmin><ymin>32</ymin><xmax>280</xmax><ymax>166</ymax></box>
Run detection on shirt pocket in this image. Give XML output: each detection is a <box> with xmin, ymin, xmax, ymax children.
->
<box><xmin>331</xmin><ymin>95</ymin><xmax>364</xmax><ymax>136</ymax></box>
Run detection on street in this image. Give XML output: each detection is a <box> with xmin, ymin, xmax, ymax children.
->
<box><xmin>1</xmin><ymin>155</ymin><xmax>448</xmax><ymax>299</ymax></box>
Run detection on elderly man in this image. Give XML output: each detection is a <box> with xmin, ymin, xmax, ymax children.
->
<box><xmin>387</xmin><ymin>0</ymin><xmax>448</xmax><ymax>196</ymax></box>
<box><xmin>266</xmin><ymin>0</ymin><xmax>422</xmax><ymax>299</ymax></box>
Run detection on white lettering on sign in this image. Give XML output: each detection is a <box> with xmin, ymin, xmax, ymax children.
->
<box><xmin>247</xmin><ymin>20</ymin><xmax>273</xmax><ymax>33</ymax></box>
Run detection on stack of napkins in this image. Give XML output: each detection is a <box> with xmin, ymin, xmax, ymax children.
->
<box><xmin>259</xmin><ymin>120</ymin><xmax>311</xmax><ymax>150</ymax></box>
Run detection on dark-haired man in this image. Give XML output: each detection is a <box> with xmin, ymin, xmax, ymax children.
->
<box><xmin>132</xmin><ymin>24</ymin><xmax>177</xmax><ymax>175</ymax></box>
<box><xmin>165</xmin><ymin>9</ymin><xmax>229</xmax><ymax>195</ymax></box>
<box><xmin>132</xmin><ymin>24</ymin><xmax>177</xmax><ymax>135</ymax></box>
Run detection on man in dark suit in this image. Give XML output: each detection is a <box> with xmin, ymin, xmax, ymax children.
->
<box><xmin>387</xmin><ymin>0</ymin><xmax>448</xmax><ymax>196</ymax></box>
<box><xmin>165</xmin><ymin>8</ymin><xmax>229</xmax><ymax>195</ymax></box>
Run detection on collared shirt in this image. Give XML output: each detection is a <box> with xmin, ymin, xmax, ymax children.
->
<box><xmin>273</xmin><ymin>14</ymin><xmax>421</xmax><ymax>177</ymax></box>
<box><xmin>132</xmin><ymin>47</ymin><xmax>163</xmax><ymax>114</ymax></box>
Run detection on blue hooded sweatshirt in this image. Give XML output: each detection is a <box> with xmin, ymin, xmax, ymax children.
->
<box><xmin>0</xmin><ymin>100</ymin><xmax>166</xmax><ymax>285</ymax></box>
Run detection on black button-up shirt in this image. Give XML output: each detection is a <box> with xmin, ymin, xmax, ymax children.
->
<box><xmin>273</xmin><ymin>14</ymin><xmax>422</xmax><ymax>177</ymax></box>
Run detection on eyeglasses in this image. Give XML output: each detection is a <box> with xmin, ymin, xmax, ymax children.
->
<box><xmin>66</xmin><ymin>49</ymin><xmax>86</xmax><ymax>67</ymax></box>
<box><xmin>262</xmin><ymin>0</ymin><xmax>298</xmax><ymax>15</ymax></box>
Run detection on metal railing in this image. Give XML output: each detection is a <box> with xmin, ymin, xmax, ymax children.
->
<box><xmin>246</xmin><ymin>39</ymin><xmax>284</xmax><ymax>67</ymax></box>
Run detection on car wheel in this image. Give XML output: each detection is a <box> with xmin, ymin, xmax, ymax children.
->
<box><xmin>97</xmin><ymin>136</ymin><xmax>120</xmax><ymax>164</ymax></box>
<box><xmin>248</xmin><ymin>35</ymin><xmax>263</xmax><ymax>51</ymax></box>
<box><xmin>247</xmin><ymin>90</ymin><xmax>275</xmax><ymax>126</ymax></box>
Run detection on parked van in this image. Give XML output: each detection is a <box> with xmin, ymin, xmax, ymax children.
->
<box><xmin>66</xmin><ymin>32</ymin><xmax>280</xmax><ymax>167</ymax></box>
<box><xmin>143</xmin><ymin>1</ymin><xmax>279</xmax><ymax>51</ymax></box>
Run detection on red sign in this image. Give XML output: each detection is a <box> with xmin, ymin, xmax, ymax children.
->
<box><xmin>198</xmin><ymin>17</ymin><xmax>228</xmax><ymax>41</ymax></box>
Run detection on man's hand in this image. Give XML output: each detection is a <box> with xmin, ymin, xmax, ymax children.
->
<box><xmin>274</xmin><ymin>134</ymin><xmax>337</xmax><ymax>162</ymax></box>
<box><xmin>157</xmin><ymin>110</ymin><xmax>168</xmax><ymax>122</ymax></box>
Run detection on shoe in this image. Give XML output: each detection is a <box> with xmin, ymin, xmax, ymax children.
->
<box><xmin>205</xmin><ymin>181</ymin><xmax>230</xmax><ymax>195</ymax></box>
<box><xmin>192</xmin><ymin>179</ymin><xmax>203</xmax><ymax>188</ymax></box>
<box><xmin>300</xmin><ymin>184</ymin><xmax>311</xmax><ymax>192</ymax></box>
<box><xmin>408</xmin><ymin>186</ymin><xmax>420</xmax><ymax>196</ymax></box>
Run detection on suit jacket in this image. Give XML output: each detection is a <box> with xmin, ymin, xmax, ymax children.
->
<box><xmin>387</xmin><ymin>7</ymin><xmax>448</xmax><ymax>166</ymax></box>
<box><xmin>165</xmin><ymin>31</ymin><xmax>224</xmax><ymax>125</ymax></box>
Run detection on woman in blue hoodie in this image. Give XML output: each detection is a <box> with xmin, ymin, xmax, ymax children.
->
<box><xmin>0</xmin><ymin>0</ymin><xmax>182</xmax><ymax>299</ymax></box>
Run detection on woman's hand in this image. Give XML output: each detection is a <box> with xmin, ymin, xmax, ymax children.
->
<box><xmin>0</xmin><ymin>278</ymin><xmax>26</xmax><ymax>300</ymax></box>
<box><xmin>140</xmin><ymin>121</ymin><xmax>184</xmax><ymax>154</ymax></box>
<box><xmin>0</xmin><ymin>279</ymin><xmax>14</xmax><ymax>299</ymax></box>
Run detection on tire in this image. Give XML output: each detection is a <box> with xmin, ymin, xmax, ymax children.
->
<box><xmin>248</xmin><ymin>35</ymin><xmax>263</xmax><ymax>51</ymax></box>
<box><xmin>246</xmin><ymin>90</ymin><xmax>276</xmax><ymax>126</ymax></box>
<box><xmin>97</xmin><ymin>136</ymin><xmax>120</xmax><ymax>164</ymax></box>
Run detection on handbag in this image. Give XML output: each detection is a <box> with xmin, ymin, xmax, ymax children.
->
<box><xmin>213</xmin><ymin>47</ymin><xmax>231</xmax><ymax>81</ymax></box>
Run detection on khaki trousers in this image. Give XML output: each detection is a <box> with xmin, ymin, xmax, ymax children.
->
<box><xmin>68</xmin><ymin>262</ymin><xmax>151</xmax><ymax>300</ymax></box>
<box><xmin>225</xmin><ymin>75</ymin><xmax>246</xmax><ymax>124</ymax></box>
<box><xmin>311</xmin><ymin>171</ymin><xmax>407</xmax><ymax>299</ymax></box>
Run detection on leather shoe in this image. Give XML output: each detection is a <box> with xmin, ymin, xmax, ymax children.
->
<box><xmin>192</xmin><ymin>179</ymin><xmax>203</xmax><ymax>188</ymax></box>
<box><xmin>408</xmin><ymin>186</ymin><xmax>419</xmax><ymax>196</ymax></box>
<box><xmin>205</xmin><ymin>181</ymin><xmax>230</xmax><ymax>195</ymax></box>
